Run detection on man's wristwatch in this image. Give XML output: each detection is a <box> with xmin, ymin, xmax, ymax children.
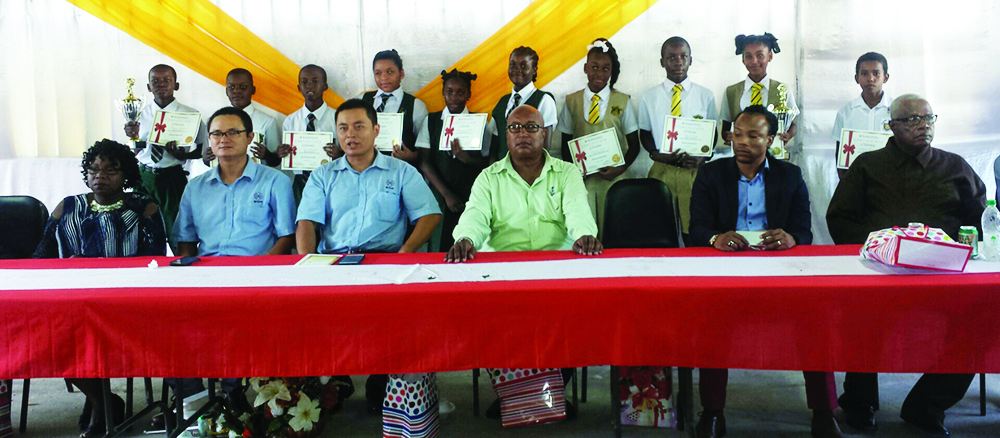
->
<box><xmin>709</xmin><ymin>234</ymin><xmax>719</xmax><ymax>246</ymax></box>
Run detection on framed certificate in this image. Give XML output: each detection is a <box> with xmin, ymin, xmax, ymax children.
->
<box><xmin>567</xmin><ymin>128</ymin><xmax>624</xmax><ymax>176</ymax></box>
<box><xmin>660</xmin><ymin>116</ymin><xmax>717</xmax><ymax>157</ymax></box>
<box><xmin>838</xmin><ymin>129</ymin><xmax>891</xmax><ymax>169</ymax></box>
<box><xmin>281</xmin><ymin>131</ymin><xmax>334</xmax><ymax>171</ymax></box>
<box><xmin>147</xmin><ymin>110</ymin><xmax>201</xmax><ymax>149</ymax></box>
<box><xmin>438</xmin><ymin>113</ymin><xmax>488</xmax><ymax>153</ymax></box>
<box><xmin>374</xmin><ymin>113</ymin><xmax>405</xmax><ymax>152</ymax></box>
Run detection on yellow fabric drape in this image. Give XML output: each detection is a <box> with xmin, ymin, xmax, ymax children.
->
<box><xmin>413</xmin><ymin>0</ymin><xmax>659</xmax><ymax>114</ymax></box>
<box><xmin>66</xmin><ymin>0</ymin><xmax>344</xmax><ymax>115</ymax></box>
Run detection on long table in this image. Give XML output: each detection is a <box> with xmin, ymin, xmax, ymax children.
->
<box><xmin>3</xmin><ymin>245</ymin><xmax>999</xmax><ymax>380</ymax></box>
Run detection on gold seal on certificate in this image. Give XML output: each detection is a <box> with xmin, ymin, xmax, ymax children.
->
<box><xmin>438</xmin><ymin>114</ymin><xmax>488</xmax><ymax>152</ymax></box>
<box><xmin>567</xmin><ymin>127</ymin><xmax>624</xmax><ymax>176</ymax></box>
<box><xmin>147</xmin><ymin>110</ymin><xmax>202</xmax><ymax>149</ymax></box>
<box><xmin>281</xmin><ymin>131</ymin><xmax>334</xmax><ymax>171</ymax></box>
<box><xmin>660</xmin><ymin>116</ymin><xmax>717</xmax><ymax>157</ymax></box>
<box><xmin>374</xmin><ymin>113</ymin><xmax>404</xmax><ymax>151</ymax></box>
<box><xmin>838</xmin><ymin>129</ymin><xmax>891</xmax><ymax>170</ymax></box>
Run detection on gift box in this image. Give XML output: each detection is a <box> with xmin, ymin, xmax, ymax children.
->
<box><xmin>618</xmin><ymin>366</ymin><xmax>675</xmax><ymax>428</ymax></box>
<box><xmin>489</xmin><ymin>368</ymin><xmax>566</xmax><ymax>428</ymax></box>
<box><xmin>862</xmin><ymin>225</ymin><xmax>973</xmax><ymax>272</ymax></box>
<box><xmin>383</xmin><ymin>373</ymin><xmax>440</xmax><ymax>438</ymax></box>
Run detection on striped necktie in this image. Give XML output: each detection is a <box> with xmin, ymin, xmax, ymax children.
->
<box><xmin>377</xmin><ymin>93</ymin><xmax>391</xmax><ymax>112</ymax></box>
<box><xmin>671</xmin><ymin>84</ymin><xmax>683</xmax><ymax>116</ymax></box>
<box><xmin>150</xmin><ymin>143</ymin><xmax>164</xmax><ymax>163</ymax></box>
<box><xmin>507</xmin><ymin>93</ymin><xmax>521</xmax><ymax>117</ymax></box>
<box><xmin>750</xmin><ymin>83</ymin><xmax>763</xmax><ymax>106</ymax></box>
<box><xmin>588</xmin><ymin>94</ymin><xmax>600</xmax><ymax>124</ymax></box>
<box><xmin>306</xmin><ymin>113</ymin><xmax>316</xmax><ymax>131</ymax></box>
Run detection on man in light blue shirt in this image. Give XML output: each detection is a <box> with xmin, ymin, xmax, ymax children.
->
<box><xmin>295</xmin><ymin>98</ymin><xmax>441</xmax><ymax>255</ymax></box>
<box><xmin>737</xmin><ymin>158</ymin><xmax>768</xmax><ymax>231</ymax></box>
<box><xmin>174</xmin><ymin>107</ymin><xmax>296</xmax><ymax>256</ymax></box>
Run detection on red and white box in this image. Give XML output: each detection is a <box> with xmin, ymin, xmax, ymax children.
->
<box><xmin>862</xmin><ymin>225</ymin><xmax>973</xmax><ymax>272</ymax></box>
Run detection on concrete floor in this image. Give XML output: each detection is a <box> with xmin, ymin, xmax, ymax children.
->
<box><xmin>7</xmin><ymin>368</ymin><xmax>999</xmax><ymax>437</ymax></box>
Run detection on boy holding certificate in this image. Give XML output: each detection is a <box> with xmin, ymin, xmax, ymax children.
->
<box><xmin>637</xmin><ymin>37</ymin><xmax>718</xmax><ymax>246</ymax></box>
<box><xmin>415</xmin><ymin>69</ymin><xmax>489</xmax><ymax>251</ymax></box>
<box><xmin>124</xmin><ymin>64</ymin><xmax>207</xmax><ymax>243</ymax></box>
<box><xmin>487</xmin><ymin>46</ymin><xmax>559</xmax><ymax>162</ymax></box>
<box><xmin>558</xmin><ymin>38</ymin><xmax>639</xmax><ymax>237</ymax></box>
<box><xmin>358</xmin><ymin>49</ymin><xmax>428</xmax><ymax>165</ymax></box>
<box><xmin>278</xmin><ymin>64</ymin><xmax>339</xmax><ymax>204</ymax></box>
<box><xmin>831</xmin><ymin>52</ymin><xmax>892</xmax><ymax>178</ymax></box>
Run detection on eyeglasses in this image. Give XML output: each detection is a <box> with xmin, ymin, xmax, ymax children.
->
<box><xmin>506</xmin><ymin>124</ymin><xmax>542</xmax><ymax>133</ymax></box>
<box><xmin>208</xmin><ymin>129</ymin><xmax>248</xmax><ymax>140</ymax></box>
<box><xmin>892</xmin><ymin>114</ymin><xmax>938</xmax><ymax>126</ymax></box>
<box><xmin>86</xmin><ymin>167</ymin><xmax>121</xmax><ymax>177</ymax></box>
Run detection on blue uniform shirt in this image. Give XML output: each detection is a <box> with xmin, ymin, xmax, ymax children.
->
<box><xmin>173</xmin><ymin>160</ymin><xmax>296</xmax><ymax>256</ymax></box>
<box><xmin>296</xmin><ymin>152</ymin><xmax>441</xmax><ymax>254</ymax></box>
<box><xmin>737</xmin><ymin>158</ymin><xmax>769</xmax><ymax>231</ymax></box>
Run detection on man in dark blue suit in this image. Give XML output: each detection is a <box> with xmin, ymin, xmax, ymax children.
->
<box><xmin>688</xmin><ymin>105</ymin><xmax>843</xmax><ymax>438</ymax></box>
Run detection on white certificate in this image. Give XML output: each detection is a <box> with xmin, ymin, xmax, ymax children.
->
<box><xmin>838</xmin><ymin>129</ymin><xmax>891</xmax><ymax>169</ymax></box>
<box><xmin>438</xmin><ymin>113</ymin><xmax>488</xmax><ymax>153</ymax></box>
<box><xmin>374</xmin><ymin>113</ymin><xmax>404</xmax><ymax>152</ymax></box>
<box><xmin>660</xmin><ymin>116</ymin><xmax>717</xmax><ymax>157</ymax></box>
<box><xmin>567</xmin><ymin>128</ymin><xmax>624</xmax><ymax>176</ymax></box>
<box><xmin>281</xmin><ymin>131</ymin><xmax>334</xmax><ymax>171</ymax></box>
<box><xmin>147</xmin><ymin>110</ymin><xmax>201</xmax><ymax>149</ymax></box>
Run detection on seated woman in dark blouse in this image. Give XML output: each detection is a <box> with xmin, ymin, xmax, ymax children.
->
<box><xmin>34</xmin><ymin>139</ymin><xmax>165</xmax><ymax>438</ymax></box>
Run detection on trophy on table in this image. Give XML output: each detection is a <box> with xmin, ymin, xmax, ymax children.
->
<box><xmin>767</xmin><ymin>83</ymin><xmax>793</xmax><ymax>160</ymax></box>
<box><xmin>115</xmin><ymin>78</ymin><xmax>145</xmax><ymax>147</ymax></box>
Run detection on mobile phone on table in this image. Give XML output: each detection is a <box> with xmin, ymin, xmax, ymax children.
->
<box><xmin>169</xmin><ymin>256</ymin><xmax>201</xmax><ymax>266</ymax></box>
<box><xmin>338</xmin><ymin>254</ymin><xmax>365</xmax><ymax>265</ymax></box>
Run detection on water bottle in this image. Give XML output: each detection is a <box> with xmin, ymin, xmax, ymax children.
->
<box><xmin>981</xmin><ymin>199</ymin><xmax>1000</xmax><ymax>261</ymax></box>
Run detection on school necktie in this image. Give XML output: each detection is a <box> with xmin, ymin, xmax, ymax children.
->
<box><xmin>750</xmin><ymin>83</ymin><xmax>763</xmax><ymax>106</ymax></box>
<box><xmin>588</xmin><ymin>94</ymin><xmax>600</xmax><ymax>124</ymax></box>
<box><xmin>150</xmin><ymin>143</ymin><xmax>164</xmax><ymax>163</ymax></box>
<box><xmin>671</xmin><ymin>84</ymin><xmax>683</xmax><ymax>117</ymax></box>
<box><xmin>377</xmin><ymin>93</ymin><xmax>391</xmax><ymax>113</ymax></box>
<box><xmin>306</xmin><ymin>113</ymin><xmax>316</xmax><ymax>132</ymax></box>
<box><xmin>507</xmin><ymin>93</ymin><xmax>521</xmax><ymax>117</ymax></box>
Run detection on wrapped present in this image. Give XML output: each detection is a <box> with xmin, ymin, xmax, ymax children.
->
<box><xmin>862</xmin><ymin>224</ymin><xmax>973</xmax><ymax>272</ymax></box>
<box><xmin>383</xmin><ymin>373</ymin><xmax>440</xmax><ymax>438</ymax></box>
<box><xmin>618</xmin><ymin>366</ymin><xmax>675</xmax><ymax>428</ymax></box>
<box><xmin>489</xmin><ymin>368</ymin><xmax>566</xmax><ymax>428</ymax></box>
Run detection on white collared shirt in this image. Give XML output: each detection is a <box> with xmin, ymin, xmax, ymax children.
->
<box><xmin>719</xmin><ymin>74</ymin><xmax>800</xmax><ymax>122</ymax></box>
<box><xmin>637</xmin><ymin>77</ymin><xmax>718</xmax><ymax>151</ymax></box>
<box><xmin>486</xmin><ymin>82</ymin><xmax>559</xmax><ymax>135</ymax></box>
<box><xmin>557</xmin><ymin>84</ymin><xmax>639</xmax><ymax>135</ymax></box>
<box><xmin>356</xmin><ymin>88</ymin><xmax>429</xmax><ymax>136</ymax></box>
<box><xmin>830</xmin><ymin>93</ymin><xmax>893</xmax><ymax>141</ymax></box>
<box><xmin>281</xmin><ymin>103</ymin><xmax>336</xmax><ymax>134</ymax></box>
<box><xmin>136</xmin><ymin>99</ymin><xmax>208</xmax><ymax>168</ymax></box>
<box><xmin>242</xmin><ymin>104</ymin><xmax>281</xmax><ymax>153</ymax></box>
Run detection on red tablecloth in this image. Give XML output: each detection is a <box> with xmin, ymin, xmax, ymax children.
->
<box><xmin>2</xmin><ymin>245</ymin><xmax>999</xmax><ymax>379</ymax></box>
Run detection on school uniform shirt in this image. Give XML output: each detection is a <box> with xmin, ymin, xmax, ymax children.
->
<box><xmin>719</xmin><ymin>75</ymin><xmax>799</xmax><ymax>122</ymax></box>
<box><xmin>357</xmin><ymin>88</ymin><xmax>429</xmax><ymax>138</ymax></box>
<box><xmin>486</xmin><ymin>82</ymin><xmax>559</xmax><ymax>136</ymax></box>
<box><xmin>136</xmin><ymin>99</ymin><xmax>208</xmax><ymax>169</ymax></box>
<box><xmin>557</xmin><ymin>84</ymin><xmax>639</xmax><ymax>136</ymax></box>
<box><xmin>637</xmin><ymin>77</ymin><xmax>718</xmax><ymax>151</ymax></box>
<box><xmin>172</xmin><ymin>159</ymin><xmax>296</xmax><ymax>256</ymax></box>
<box><xmin>830</xmin><ymin>93</ymin><xmax>893</xmax><ymax>141</ymax></box>
<box><xmin>282</xmin><ymin>103</ymin><xmax>337</xmax><ymax>135</ymax></box>
<box><xmin>243</xmin><ymin>104</ymin><xmax>281</xmax><ymax>153</ymax></box>
<box><xmin>295</xmin><ymin>152</ymin><xmax>440</xmax><ymax>254</ymax></box>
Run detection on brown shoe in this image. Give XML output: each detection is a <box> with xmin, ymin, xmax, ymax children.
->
<box><xmin>811</xmin><ymin>410</ymin><xmax>845</xmax><ymax>438</ymax></box>
<box><xmin>695</xmin><ymin>410</ymin><xmax>726</xmax><ymax>438</ymax></box>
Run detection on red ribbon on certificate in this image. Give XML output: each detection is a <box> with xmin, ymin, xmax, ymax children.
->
<box><xmin>574</xmin><ymin>140</ymin><xmax>587</xmax><ymax>174</ymax></box>
<box><xmin>287</xmin><ymin>133</ymin><xmax>295</xmax><ymax>167</ymax></box>
<box><xmin>443</xmin><ymin>116</ymin><xmax>456</xmax><ymax>155</ymax></box>
<box><xmin>153</xmin><ymin>112</ymin><xmax>167</xmax><ymax>143</ymax></box>
<box><xmin>666</xmin><ymin>118</ymin><xmax>678</xmax><ymax>152</ymax></box>
<box><xmin>842</xmin><ymin>131</ymin><xmax>856</xmax><ymax>167</ymax></box>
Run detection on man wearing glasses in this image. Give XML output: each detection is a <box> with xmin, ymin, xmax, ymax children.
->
<box><xmin>827</xmin><ymin>94</ymin><xmax>986</xmax><ymax>436</ymax></box>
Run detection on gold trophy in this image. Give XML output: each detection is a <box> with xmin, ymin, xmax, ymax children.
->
<box><xmin>115</xmin><ymin>78</ymin><xmax>145</xmax><ymax>144</ymax></box>
<box><xmin>767</xmin><ymin>83</ymin><xmax>793</xmax><ymax>160</ymax></box>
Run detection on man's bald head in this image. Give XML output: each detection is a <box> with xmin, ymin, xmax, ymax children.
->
<box><xmin>506</xmin><ymin>105</ymin><xmax>547</xmax><ymax>160</ymax></box>
<box><xmin>890</xmin><ymin>93</ymin><xmax>929</xmax><ymax>119</ymax></box>
<box><xmin>888</xmin><ymin>93</ymin><xmax>935</xmax><ymax>150</ymax></box>
<box><xmin>509</xmin><ymin>105</ymin><xmax>543</xmax><ymax>125</ymax></box>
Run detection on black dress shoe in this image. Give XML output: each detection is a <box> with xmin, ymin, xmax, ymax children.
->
<box><xmin>564</xmin><ymin>401</ymin><xmax>577</xmax><ymax>420</ymax></box>
<box><xmin>146</xmin><ymin>413</ymin><xmax>165</xmax><ymax>432</ymax></box>
<box><xmin>842</xmin><ymin>405</ymin><xmax>877</xmax><ymax>431</ymax></box>
<box><xmin>811</xmin><ymin>410</ymin><xmax>845</xmax><ymax>438</ymax></box>
<box><xmin>901</xmin><ymin>410</ymin><xmax>949</xmax><ymax>436</ymax></box>
<box><xmin>695</xmin><ymin>410</ymin><xmax>726</xmax><ymax>438</ymax></box>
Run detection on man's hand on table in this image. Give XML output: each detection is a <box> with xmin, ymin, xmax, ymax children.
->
<box><xmin>712</xmin><ymin>231</ymin><xmax>749</xmax><ymax>252</ymax></box>
<box><xmin>761</xmin><ymin>229</ymin><xmax>795</xmax><ymax>251</ymax></box>
<box><xmin>573</xmin><ymin>235</ymin><xmax>603</xmax><ymax>256</ymax></box>
<box><xmin>445</xmin><ymin>238</ymin><xmax>476</xmax><ymax>263</ymax></box>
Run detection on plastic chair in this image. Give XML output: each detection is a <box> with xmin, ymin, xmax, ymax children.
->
<box><xmin>601</xmin><ymin>179</ymin><xmax>682</xmax><ymax>437</ymax></box>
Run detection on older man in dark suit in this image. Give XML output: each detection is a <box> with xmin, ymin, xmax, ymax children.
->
<box><xmin>688</xmin><ymin>105</ymin><xmax>842</xmax><ymax>438</ymax></box>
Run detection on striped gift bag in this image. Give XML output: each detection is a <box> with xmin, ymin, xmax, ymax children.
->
<box><xmin>489</xmin><ymin>368</ymin><xmax>566</xmax><ymax>428</ymax></box>
<box><xmin>383</xmin><ymin>373</ymin><xmax>440</xmax><ymax>438</ymax></box>
<box><xmin>0</xmin><ymin>380</ymin><xmax>12</xmax><ymax>438</ymax></box>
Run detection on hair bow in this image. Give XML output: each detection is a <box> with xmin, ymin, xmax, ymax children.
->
<box><xmin>587</xmin><ymin>40</ymin><xmax>609</xmax><ymax>53</ymax></box>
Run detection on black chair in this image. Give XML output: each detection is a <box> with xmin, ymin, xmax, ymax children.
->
<box><xmin>0</xmin><ymin>196</ymin><xmax>49</xmax><ymax>433</ymax></box>
<box><xmin>601</xmin><ymin>180</ymin><xmax>682</xmax><ymax>437</ymax></box>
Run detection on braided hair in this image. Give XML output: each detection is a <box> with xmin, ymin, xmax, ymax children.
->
<box><xmin>510</xmin><ymin>46</ymin><xmax>539</xmax><ymax>82</ymax></box>
<box><xmin>587</xmin><ymin>38</ymin><xmax>621</xmax><ymax>88</ymax></box>
<box><xmin>440</xmin><ymin>68</ymin><xmax>478</xmax><ymax>90</ymax></box>
<box><xmin>735</xmin><ymin>33</ymin><xmax>781</xmax><ymax>55</ymax></box>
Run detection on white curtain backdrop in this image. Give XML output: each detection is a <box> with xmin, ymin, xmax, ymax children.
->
<box><xmin>2</xmin><ymin>0</ymin><xmax>998</xmax><ymax>243</ymax></box>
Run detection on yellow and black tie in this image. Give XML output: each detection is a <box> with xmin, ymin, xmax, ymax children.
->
<box><xmin>671</xmin><ymin>84</ymin><xmax>683</xmax><ymax>116</ymax></box>
<box><xmin>588</xmin><ymin>94</ymin><xmax>600</xmax><ymax>124</ymax></box>
<box><xmin>750</xmin><ymin>83</ymin><xmax>763</xmax><ymax>106</ymax></box>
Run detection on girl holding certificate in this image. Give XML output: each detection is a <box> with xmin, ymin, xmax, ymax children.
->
<box><xmin>359</xmin><ymin>49</ymin><xmax>429</xmax><ymax>165</ymax></box>
<box><xmin>416</xmin><ymin>69</ymin><xmax>488</xmax><ymax>251</ymax></box>
<box><xmin>557</xmin><ymin>38</ymin><xmax>640</xmax><ymax>237</ymax></box>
